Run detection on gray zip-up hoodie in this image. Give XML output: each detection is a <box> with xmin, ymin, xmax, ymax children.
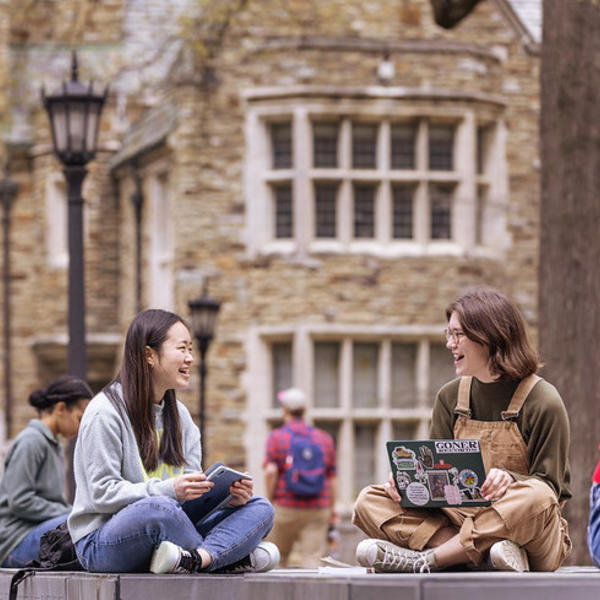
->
<box><xmin>68</xmin><ymin>385</ymin><xmax>201</xmax><ymax>544</ymax></box>
<box><xmin>0</xmin><ymin>419</ymin><xmax>70</xmax><ymax>564</ymax></box>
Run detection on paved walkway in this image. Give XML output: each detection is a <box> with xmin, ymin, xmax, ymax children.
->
<box><xmin>1</xmin><ymin>566</ymin><xmax>599</xmax><ymax>600</ymax></box>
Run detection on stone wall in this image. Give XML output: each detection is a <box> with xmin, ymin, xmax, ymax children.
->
<box><xmin>150</xmin><ymin>0</ymin><xmax>541</xmax><ymax>464</ymax></box>
<box><xmin>0</xmin><ymin>0</ymin><xmax>541</xmax><ymax>479</ymax></box>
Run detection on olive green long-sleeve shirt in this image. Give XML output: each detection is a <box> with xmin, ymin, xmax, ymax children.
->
<box><xmin>429</xmin><ymin>377</ymin><xmax>571</xmax><ymax>504</ymax></box>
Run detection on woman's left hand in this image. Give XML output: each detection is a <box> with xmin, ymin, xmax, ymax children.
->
<box><xmin>481</xmin><ymin>467</ymin><xmax>514</xmax><ymax>501</ymax></box>
<box><xmin>228</xmin><ymin>475</ymin><xmax>254</xmax><ymax>507</ymax></box>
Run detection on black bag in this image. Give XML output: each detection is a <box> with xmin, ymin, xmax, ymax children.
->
<box><xmin>32</xmin><ymin>520</ymin><xmax>82</xmax><ymax>571</ymax></box>
<box><xmin>9</xmin><ymin>521</ymin><xmax>83</xmax><ymax>600</ymax></box>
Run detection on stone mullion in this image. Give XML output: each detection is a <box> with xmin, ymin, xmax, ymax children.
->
<box><xmin>338</xmin><ymin>337</ymin><xmax>354</xmax><ymax>506</ymax></box>
<box><xmin>376</xmin><ymin>339</ymin><xmax>392</xmax><ymax>483</ymax></box>
<box><xmin>293</xmin><ymin>108</ymin><xmax>310</xmax><ymax>255</ymax></box>
<box><xmin>485</xmin><ymin>119</ymin><xmax>510</xmax><ymax>251</ymax></box>
<box><xmin>338</xmin><ymin>119</ymin><xmax>352</xmax><ymax>246</ymax></box>
<box><xmin>453</xmin><ymin>111</ymin><xmax>476</xmax><ymax>248</ymax></box>
<box><xmin>378</xmin><ymin>121</ymin><xmax>391</xmax><ymax>244</ymax></box>
<box><xmin>415</xmin><ymin>119</ymin><xmax>429</xmax><ymax>244</ymax></box>
<box><xmin>416</xmin><ymin>339</ymin><xmax>430</xmax><ymax>412</ymax></box>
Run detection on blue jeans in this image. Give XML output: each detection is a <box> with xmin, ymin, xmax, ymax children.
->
<box><xmin>75</xmin><ymin>495</ymin><xmax>274</xmax><ymax>573</ymax></box>
<box><xmin>1</xmin><ymin>513</ymin><xmax>69</xmax><ymax>568</ymax></box>
<box><xmin>588</xmin><ymin>484</ymin><xmax>600</xmax><ymax>567</ymax></box>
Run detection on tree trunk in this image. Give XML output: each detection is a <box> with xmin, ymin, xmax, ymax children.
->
<box><xmin>539</xmin><ymin>0</ymin><xmax>600</xmax><ymax>565</ymax></box>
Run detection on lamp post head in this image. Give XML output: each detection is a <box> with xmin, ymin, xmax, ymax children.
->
<box><xmin>41</xmin><ymin>51</ymin><xmax>108</xmax><ymax>167</ymax></box>
<box><xmin>188</xmin><ymin>288</ymin><xmax>221</xmax><ymax>352</ymax></box>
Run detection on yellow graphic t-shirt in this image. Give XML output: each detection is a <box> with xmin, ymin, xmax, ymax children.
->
<box><xmin>140</xmin><ymin>427</ymin><xmax>185</xmax><ymax>481</ymax></box>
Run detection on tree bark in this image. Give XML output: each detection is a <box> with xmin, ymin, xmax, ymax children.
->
<box><xmin>539</xmin><ymin>0</ymin><xmax>600</xmax><ymax>565</ymax></box>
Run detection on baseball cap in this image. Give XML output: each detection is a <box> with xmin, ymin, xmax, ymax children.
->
<box><xmin>277</xmin><ymin>387</ymin><xmax>307</xmax><ymax>410</ymax></box>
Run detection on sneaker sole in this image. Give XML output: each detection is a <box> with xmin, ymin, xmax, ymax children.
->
<box><xmin>150</xmin><ymin>542</ymin><xmax>176</xmax><ymax>574</ymax></box>
<box><xmin>490</xmin><ymin>543</ymin><xmax>530</xmax><ymax>572</ymax></box>
<box><xmin>251</xmin><ymin>541</ymin><xmax>280</xmax><ymax>572</ymax></box>
<box><xmin>355</xmin><ymin>539</ymin><xmax>377</xmax><ymax>567</ymax></box>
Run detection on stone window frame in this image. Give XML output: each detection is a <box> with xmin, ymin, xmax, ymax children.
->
<box><xmin>147</xmin><ymin>169</ymin><xmax>174</xmax><ymax>310</ymax></box>
<box><xmin>243</xmin><ymin>87</ymin><xmax>510</xmax><ymax>260</ymax></box>
<box><xmin>245</xmin><ymin>322</ymin><xmax>455</xmax><ymax>514</ymax></box>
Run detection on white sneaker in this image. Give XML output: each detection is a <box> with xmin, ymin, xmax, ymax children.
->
<box><xmin>217</xmin><ymin>541</ymin><xmax>280</xmax><ymax>574</ymax></box>
<box><xmin>488</xmin><ymin>540</ymin><xmax>530</xmax><ymax>572</ymax></box>
<box><xmin>150</xmin><ymin>540</ymin><xmax>204</xmax><ymax>574</ymax></box>
<box><xmin>356</xmin><ymin>538</ymin><xmax>437</xmax><ymax>573</ymax></box>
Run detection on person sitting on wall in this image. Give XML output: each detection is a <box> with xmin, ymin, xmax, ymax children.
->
<box><xmin>0</xmin><ymin>376</ymin><xmax>92</xmax><ymax>568</ymax></box>
<box><xmin>68</xmin><ymin>308</ymin><xmax>279</xmax><ymax>574</ymax></box>
<box><xmin>353</xmin><ymin>287</ymin><xmax>572</xmax><ymax>573</ymax></box>
<box><xmin>588</xmin><ymin>446</ymin><xmax>600</xmax><ymax>567</ymax></box>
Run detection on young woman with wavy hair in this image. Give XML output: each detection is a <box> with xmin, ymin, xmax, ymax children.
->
<box><xmin>353</xmin><ymin>287</ymin><xmax>572</xmax><ymax>574</ymax></box>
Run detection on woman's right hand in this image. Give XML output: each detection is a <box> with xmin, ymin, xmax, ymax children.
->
<box><xmin>173</xmin><ymin>471</ymin><xmax>214</xmax><ymax>502</ymax></box>
<box><xmin>383</xmin><ymin>472</ymin><xmax>401</xmax><ymax>502</ymax></box>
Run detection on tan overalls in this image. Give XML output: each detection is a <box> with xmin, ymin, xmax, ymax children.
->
<box><xmin>353</xmin><ymin>375</ymin><xmax>572</xmax><ymax>571</ymax></box>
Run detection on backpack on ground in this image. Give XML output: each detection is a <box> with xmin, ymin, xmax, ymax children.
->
<box><xmin>284</xmin><ymin>425</ymin><xmax>326</xmax><ymax>497</ymax></box>
<box><xmin>9</xmin><ymin>521</ymin><xmax>82</xmax><ymax>600</ymax></box>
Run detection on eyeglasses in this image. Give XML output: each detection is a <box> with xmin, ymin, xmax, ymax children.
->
<box><xmin>444</xmin><ymin>328</ymin><xmax>466</xmax><ymax>344</ymax></box>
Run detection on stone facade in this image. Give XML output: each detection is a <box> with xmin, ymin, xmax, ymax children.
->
<box><xmin>0</xmin><ymin>0</ymin><xmax>541</xmax><ymax>555</ymax></box>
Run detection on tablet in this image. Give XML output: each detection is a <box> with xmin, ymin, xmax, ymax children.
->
<box><xmin>182</xmin><ymin>462</ymin><xmax>253</xmax><ymax>524</ymax></box>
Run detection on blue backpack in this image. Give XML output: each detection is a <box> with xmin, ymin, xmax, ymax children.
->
<box><xmin>284</xmin><ymin>425</ymin><xmax>326</xmax><ymax>497</ymax></box>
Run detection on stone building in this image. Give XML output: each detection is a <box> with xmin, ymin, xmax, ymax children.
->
<box><xmin>0</xmin><ymin>0</ymin><xmax>541</xmax><ymax>553</ymax></box>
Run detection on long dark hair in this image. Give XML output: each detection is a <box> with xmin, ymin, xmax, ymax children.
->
<box><xmin>106</xmin><ymin>309</ymin><xmax>186</xmax><ymax>471</ymax></box>
<box><xmin>29</xmin><ymin>376</ymin><xmax>92</xmax><ymax>414</ymax></box>
<box><xmin>446</xmin><ymin>287</ymin><xmax>540</xmax><ymax>380</ymax></box>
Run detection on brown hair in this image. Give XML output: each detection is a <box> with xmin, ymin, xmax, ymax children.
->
<box><xmin>105</xmin><ymin>309</ymin><xmax>186</xmax><ymax>471</ymax></box>
<box><xmin>445</xmin><ymin>287</ymin><xmax>540</xmax><ymax>380</ymax></box>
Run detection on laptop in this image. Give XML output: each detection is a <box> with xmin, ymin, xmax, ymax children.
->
<box><xmin>386</xmin><ymin>439</ymin><xmax>491</xmax><ymax>508</ymax></box>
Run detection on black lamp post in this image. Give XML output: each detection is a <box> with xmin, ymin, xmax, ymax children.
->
<box><xmin>128</xmin><ymin>162</ymin><xmax>144</xmax><ymax>314</ymax></box>
<box><xmin>188</xmin><ymin>285</ymin><xmax>221</xmax><ymax>460</ymax></box>
<box><xmin>1</xmin><ymin>161</ymin><xmax>19</xmax><ymax>439</ymax></box>
<box><xmin>41</xmin><ymin>52</ymin><xmax>107</xmax><ymax>379</ymax></box>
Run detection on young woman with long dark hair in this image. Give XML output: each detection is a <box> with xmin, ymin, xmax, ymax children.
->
<box><xmin>0</xmin><ymin>376</ymin><xmax>92</xmax><ymax>567</ymax></box>
<box><xmin>353</xmin><ymin>287</ymin><xmax>572</xmax><ymax>573</ymax></box>
<box><xmin>68</xmin><ymin>309</ymin><xmax>277</xmax><ymax>573</ymax></box>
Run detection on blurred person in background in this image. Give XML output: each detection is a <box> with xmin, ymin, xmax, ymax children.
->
<box><xmin>264</xmin><ymin>387</ymin><xmax>337</xmax><ymax>568</ymax></box>
<box><xmin>0</xmin><ymin>376</ymin><xmax>92</xmax><ymax>567</ymax></box>
<box><xmin>587</xmin><ymin>447</ymin><xmax>600</xmax><ymax>567</ymax></box>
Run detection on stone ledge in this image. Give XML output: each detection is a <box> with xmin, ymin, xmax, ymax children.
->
<box><xmin>1</xmin><ymin>566</ymin><xmax>599</xmax><ymax>600</ymax></box>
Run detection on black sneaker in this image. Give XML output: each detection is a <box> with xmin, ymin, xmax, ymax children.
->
<box><xmin>150</xmin><ymin>540</ymin><xmax>204</xmax><ymax>574</ymax></box>
<box><xmin>214</xmin><ymin>541</ymin><xmax>280</xmax><ymax>574</ymax></box>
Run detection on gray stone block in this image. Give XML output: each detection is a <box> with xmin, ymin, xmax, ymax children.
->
<box><xmin>350</xmin><ymin>577</ymin><xmax>421</xmax><ymax>600</ymax></box>
<box><xmin>0</xmin><ymin>571</ymin><xmax>118</xmax><ymax>600</ymax></box>
<box><xmin>118</xmin><ymin>573</ymin><xmax>245</xmax><ymax>600</ymax></box>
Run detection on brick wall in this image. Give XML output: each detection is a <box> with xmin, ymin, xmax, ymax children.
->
<box><xmin>1</xmin><ymin>0</ymin><xmax>540</xmax><ymax>473</ymax></box>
